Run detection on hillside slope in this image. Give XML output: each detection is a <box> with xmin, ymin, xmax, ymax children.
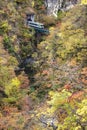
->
<box><xmin>0</xmin><ymin>1</ymin><xmax>87</xmax><ymax>130</ymax></box>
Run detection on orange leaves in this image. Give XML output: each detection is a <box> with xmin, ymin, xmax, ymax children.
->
<box><xmin>21</xmin><ymin>95</ymin><xmax>33</xmax><ymax>111</ymax></box>
<box><xmin>3</xmin><ymin>106</ymin><xmax>18</xmax><ymax>116</ymax></box>
<box><xmin>42</xmin><ymin>70</ymin><xmax>49</xmax><ymax>76</ymax></box>
<box><xmin>56</xmin><ymin>21</ymin><xmax>61</xmax><ymax>28</ymax></box>
<box><xmin>64</xmin><ymin>84</ymin><xmax>72</xmax><ymax>90</ymax></box>
<box><xmin>40</xmin><ymin>5</ymin><xmax>46</xmax><ymax>10</ymax></box>
<box><xmin>18</xmin><ymin>74</ymin><xmax>29</xmax><ymax>89</ymax></box>
<box><xmin>81</xmin><ymin>78</ymin><xmax>87</xmax><ymax>85</ymax></box>
<box><xmin>68</xmin><ymin>59</ymin><xmax>77</xmax><ymax>66</ymax></box>
<box><xmin>47</xmin><ymin>83</ymin><xmax>52</xmax><ymax>88</ymax></box>
<box><xmin>81</xmin><ymin>67</ymin><xmax>87</xmax><ymax>75</ymax></box>
<box><xmin>80</xmin><ymin>67</ymin><xmax>87</xmax><ymax>85</ymax></box>
<box><xmin>68</xmin><ymin>91</ymin><xmax>85</xmax><ymax>102</ymax></box>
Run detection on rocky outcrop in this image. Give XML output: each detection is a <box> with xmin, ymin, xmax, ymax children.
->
<box><xmin>45</xmin><ymin>0</ymin><xmax>80</xmax><ymax>17</ymax></box>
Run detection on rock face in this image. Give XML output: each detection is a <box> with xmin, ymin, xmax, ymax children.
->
<box><xmin>45</xmin><ymin>0</ymin><xmax>80</xmax><ymax>17</ymax></box>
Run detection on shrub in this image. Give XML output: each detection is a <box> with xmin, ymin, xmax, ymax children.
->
<box><xmin>41</xmin><ymin>15</ymin><xmax>56</xmax><ymax>27</ymax></box>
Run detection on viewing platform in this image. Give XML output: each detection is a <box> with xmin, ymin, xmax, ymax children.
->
<box><xmin>28</xmin><ymin>21</ymin><xmax>49</xmax><ymax>35</ymax></box>
<box><xmin>25</xmin><ymin>10</ymin><xmax>49</xmax><ymax>35</ymax></box>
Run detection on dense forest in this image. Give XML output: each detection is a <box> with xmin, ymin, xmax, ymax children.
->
<box><xmin>0</xmin><ymin>0</ymin><xmax>87</xmax><ymax>130</ymax></box>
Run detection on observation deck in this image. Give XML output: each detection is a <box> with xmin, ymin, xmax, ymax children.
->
<box><xmin>28</xmin><ymin>21</ymin><xmax>49</xmax><ymax>35</ymax></box>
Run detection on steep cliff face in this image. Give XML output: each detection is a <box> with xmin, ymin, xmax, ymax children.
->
<box><xmin>45</xmin><ymin>0</ymin><xmax>80</xmax><ymax>17</ymax></box>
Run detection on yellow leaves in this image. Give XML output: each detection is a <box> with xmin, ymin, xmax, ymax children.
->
<box><xmin>77</xmin><ymin>106</ymin><xmax>87</xmax><ymax>116</ymax></box>
<box><xmin>49</xmin><ymin>27</ymin><xmax>55</xmax><ymax>31</ymax></box>
<box><xmin>3</xmin><ymin>77</ymin><xmax>22</xmax><ymax>103</ymax></box>
<box><xmin>58</xmin><ymin>33</ymin><xmax>62</xmax><ymax>37</ymax></box>
<box><xmin>9</xmin><ymin>56</ymin><xmax>18</xmax><ymax>66</ymax></box>
<box><xmin>0</xmin><ymin>66</ymin><xmax>11</xmax><ymax>87</ymax></box>
<box><xmin>81</xmin><ymin>118</ymin><xmax>86</xmax><ymax>122</ymax></box>
<box><xmin>76</xmin><ymin>99</ymin><xmax>87</xmax><ymax>125</ymax></box>
<box><xmin>3</xmin><ymin>97</ymin><xmax>17</xmax><ymax>103</ymax></box>
<box><xmin>49</xmin><ymin>91</ymin><xmax>54</xmax><ymax>96</ymax></box>
<box><xmin>23</xmin><ymin>31</ymin><xmax>32</xmax><ymax>38</ymax></box>
<box><xmin>82</xmin><ymin>99</ymin><xmax>87</xmax><ymax>104</ymax></box>
<box><xmin>0</xmin><ymin>112</ymin><xmax>3</xmax><ymax>118</ymax></box>
<box><xmin>60</xmin><ymin>21</ymin><xmax>72</xmax><ymax>31</ymax></box>
<box><xmin>11</xmin><ymin>35</ymin><xmax>17</xmax><ymax>42</ymax></box>
<box><xmin>0</xmin><ymin>57</ymin><xmax>4</xmax><ymax>64</ymax></box>
<box><xmin>1</xmin><ymin>20</ymin><xmax>9</xmax><ymax>28</ymax></box>
<box><xmin>48</xmin><ymin>90</ymin><xmax>71</xmax><ymax>113</ymax></box>
<box><xmin>81</xmin><ymin>0</ymin><xmax>87</xmax><ymax>4</ymax></box>
<box><xmin>75</xmin><ymin>126</ymin><xmax>81</xmax><ymax>130</ymax></box>
<box><xmin>63</xmin><ymin>29</ymin><xmax>84</xmax><ymax>46</ymax></box>
<box><xmin>0</xmin><ymin>10</ymin><xmax>5</xmax><ymax>15</ymax></box>
<box><xmin>0</xmin><ymin>20</ymin><xmax>11</xmax><ymax>33</ymax></box>
<box><xmin>58</xmin><ymin>22</ymin><xmax>86</xmax><ymax>60</ymax></box>
<box><xmin>5</xmin><ymin>77</ymin><xmax>20</xmax><ymax>96</ymax></box>
<box><xmin>31</xmin><ymin>1</ymin><xmax>34</xmax><ymax>7</ymax></box>
<box><xmin>11</xmin><ymin>77</ymin><xmax>20</xmax><ymax>87</ymax></box>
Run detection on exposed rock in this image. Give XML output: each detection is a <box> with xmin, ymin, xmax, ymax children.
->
<box><xmin>45</xmin><ymin>0</ymin><xmax>80</xmax><ymax>17</ymax></box>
